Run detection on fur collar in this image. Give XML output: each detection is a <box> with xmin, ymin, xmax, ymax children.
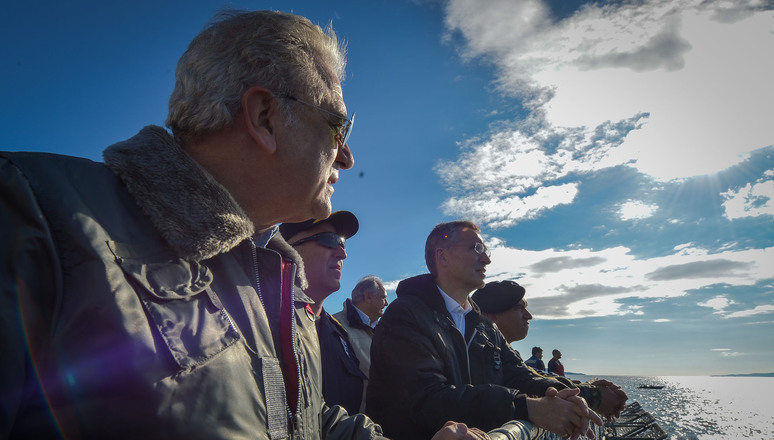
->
<box><xmin>102</xmin><ymin>126</ymin><xmax>307</xmax><ymax>290</ymax></box>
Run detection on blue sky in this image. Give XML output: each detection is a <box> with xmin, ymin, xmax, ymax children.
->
<box><xmin>3</xmin><ymin>0</ymin><xmax>772</xmax><ymax>377</ymax></box>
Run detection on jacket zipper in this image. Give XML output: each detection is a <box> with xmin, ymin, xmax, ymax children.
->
<box><xmin>446</xmin><ymin>314</ymin><xmax>475</xmax><ymax>384</ymax></box>
<box><xmin>282</xmin><ymin>260</ymin><xmax>303</xmax><ymax>437</ymax></box>
<box><xmin>250</xmin><ymin>239</ymin><xmax>301</xmax><ymax>437</ymax></box>
<box><xmin>248</xmin><ymin>238</ymin><xmax>265</xmax><ymax>305</ymax></box>
<box><xmin>465</xmin><ymin>329</ymin><xmax>479</xmax><ymax>384</ymax></box>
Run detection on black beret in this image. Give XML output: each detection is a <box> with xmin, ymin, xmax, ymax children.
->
<box><xmin>472</xmin><ymin>280</ymin><xmax>526</xmax><ymax>314</ymax></box>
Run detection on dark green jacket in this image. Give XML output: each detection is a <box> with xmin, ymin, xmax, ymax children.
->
<box><xmin>0</xmin><ymin>126</ymin><xmax>383</xmax><ymax>439</ymax></box>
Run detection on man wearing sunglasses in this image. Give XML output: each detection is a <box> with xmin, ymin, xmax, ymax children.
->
<box><xmin>367</xmin><ymin>221</ymin><xmax>604</xmax><ymax>440</ymax></box>
<box><xmin>280</xmin><ymin>211</ymin><xmax>367</xmax><ymax>416</ymax></box>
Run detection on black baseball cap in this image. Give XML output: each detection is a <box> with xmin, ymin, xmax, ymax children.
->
<box><xmin>279</xmin><ymin>210</ymin><xmax>359</xmax><ymax>242</ymax></box>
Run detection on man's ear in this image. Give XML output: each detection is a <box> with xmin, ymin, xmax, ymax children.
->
<box><xmin>242</xmin><ymin>86</ymin><xmax>278</xmax><ymax>155</ymax></box>
<box><xmin>435</xmin><ymin>247</ymin><xmax>448</xmax><ymax>269</ymax></box>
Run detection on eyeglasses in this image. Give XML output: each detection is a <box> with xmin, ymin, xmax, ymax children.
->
<box><xmin>472</xmin><ymin>242</ymin><xmax>491</xmax><ymax>258</ymax></box>
<box><xmin>289</xmin><ymin>232</ymin><xmax>346</xmax><ymax>250</ymax></box>
<box><xmin>282</xmin><ymin>95</ymin><xmax>355</xmax><ymax>146</ymax></box>
<box><xmin>445</xmin><ymin>242</ymin><xmax>491</xmax><ymax>258</ymax></box>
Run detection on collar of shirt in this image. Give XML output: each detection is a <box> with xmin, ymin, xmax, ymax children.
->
<box><xmin>353</xmin><ymin>303</ymin><xmax>376</xmax><ymax>328</ymax></box>
<box><xmin>437</xmin><ymin>285</ymin><xmax>472</xmax><ymax>336</ymax></box>
<box><xmin>253</xmin><ymin>225</ymin><xmax>279</xmax><ymax>248</ymax></box>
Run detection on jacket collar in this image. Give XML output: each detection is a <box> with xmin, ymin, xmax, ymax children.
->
<box><xmin>344</xmin><ymin>298</ymin><xmax>375</xmax><ymax>333</ymax></box>
<box><xmin>396</xmin><ymin>273</ymin><xmax>483</xmax><ymax>317</ymax></box>
<box><xmin>102</xmin><ymin>125</ymin><xmax>307</xmax><ymax>290</ymax></box>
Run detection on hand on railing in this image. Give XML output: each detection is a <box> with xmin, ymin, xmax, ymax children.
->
<box><xmin>432</xmin><ymin>421</ymin><xmax>491</xmax><ymax>440</ymax></box>
<box><xmin>526</xmin><ymin>387</ymin><xmax>603</xmax><ymax>439</ymax></box>
<box><xmin>590</xmin><ymin>379</ymin><xmax>628</xmax><ymax>420</ymax></box>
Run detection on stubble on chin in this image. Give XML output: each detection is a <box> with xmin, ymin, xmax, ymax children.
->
<box><xmin>308</xmin><ymin>194</ymin><xmax>333</xmax><ymax>221</ymax></box>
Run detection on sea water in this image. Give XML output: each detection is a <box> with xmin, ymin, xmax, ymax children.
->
<box><xmin>568</xmin><ymin>374</ymin><xmax>774</xmax><ymax>439</ymax></box>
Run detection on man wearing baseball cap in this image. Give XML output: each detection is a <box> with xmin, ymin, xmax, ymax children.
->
<box><xmin>280</xmin><ymin>211</ymin><xmax>367</xmax><ymax>415</ymax></box>
<box><xmin>472</xmin><ymin>280</ymin><xmax>628</xmax><ymax>421</ymax></box>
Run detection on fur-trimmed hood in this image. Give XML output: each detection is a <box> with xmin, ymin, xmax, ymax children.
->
<box><xmin>102</xmin><ymin>125</ymin><xmax>307</xmax><ymax>289</ymax></box>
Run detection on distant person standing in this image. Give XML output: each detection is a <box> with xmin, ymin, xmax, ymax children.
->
<box><xmin>525</xmin><ymin>347</ymin><xmax>546</xmax><ymax>373</ymax></box>
<box><xmin>334</xmin><ymin>275</ymin><xmax>388</xmax><ymax>411</ymax></box>
<box><xmin>548</xmin><ymin>349</ymin><xmax>565</xmax><ymax>376</ymax></box>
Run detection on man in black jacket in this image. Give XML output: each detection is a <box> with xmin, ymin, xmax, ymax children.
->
<box><xmin>280</xmin><ymin>211</ymin><xmax>367</xmax><ymax>415</ymax></box>
<box><xmin>367</xmin><ymin>221</ymin><xmax>603</xmax><ymax>440</ymax></box>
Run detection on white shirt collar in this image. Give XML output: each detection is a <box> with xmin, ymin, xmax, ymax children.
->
<box><xmin>353</xmin><ymin>303</ymin><xmax>376</xmax><ymax>328</ymax></box>
<box><xmin>437</xmin><ymin>285</ymin><xmax>472</xmax><ymax>336</ymax></box>
<box><xmin>253</xmin><ymin>225</ymin><xmax>279</xmax><ymax>248</ymax></box>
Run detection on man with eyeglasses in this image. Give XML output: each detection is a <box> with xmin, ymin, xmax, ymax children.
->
<box><xmin>0</xmin><ymin>6</ymin><xmax>542</xmax><ymax>440</ymax></box>
<box><xmin>279</xmin><ymin>211</ymin><xmax>367</xmax><ymax>416</ymax></box>
<box><xmin>367</xmin><ymin>221</ymin><xmax>604</xmax><ymax>440</ymax></box>
<box><xmin>0</xmin><ymin>9</ymin><xmax>412</xmax><ymax>440</ymax></box>
<box><xmin>472</xmin><ymin>281</ymin><xmax>628</xmax><ymax>420</ymax></box>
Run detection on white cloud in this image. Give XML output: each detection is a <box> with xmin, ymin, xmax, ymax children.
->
<box><xmin>429</xmin><ymin>0</ymin><xmax>774</xmax><ymax>324</ymax></box>
<box><xmin>618</xmin><ymin>200</ymin><xmax>659</xmax><ymax>221</ymax></box>
<box><xmin>725</xmin><ymin>304</ymin><xmax>774</xmax><ymax>319</ymax></box>
<box><xmin>698</xmin><ymin>296</ymin><xmax>735</xmax><ymax>313</ymax></box>
<box><xmin>441</xmin><ymin>182</ymin><xmax>579</xmax><ymax>229</ymax></box>
<box><xmin>474</xmin><ymin>242</ymin><xmax>773</xmax><ymax>319</ymax></box>
<box><xmin>435</xmin><ymin>117</ymin><xmax>641</xmax><ymax>227</ymax></box>
<box><xmin>444</xmin><ymin>0</ymin><xmax>774</xmax><ymax>183</ymax></box>
<box><xmin>722</xmin><ymin>177</ymin><xmax>774</xmax><ymax>220</ymax></box>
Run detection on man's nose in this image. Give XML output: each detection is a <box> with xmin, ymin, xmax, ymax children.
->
<box><xmin>336</xmin><ymin>141</ymin><xmax>354</xmax><ymax>170</ymax></box>
<box><xmin>335</xmin><ymin>245</ymin><xmax>347</xmax><ymax>259</ymax></box>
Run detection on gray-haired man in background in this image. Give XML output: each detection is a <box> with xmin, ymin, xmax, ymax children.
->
<box><xmin>334</xmin><ymin>275</ymin><xmax>389</xmax><ymax>411</ymax></box>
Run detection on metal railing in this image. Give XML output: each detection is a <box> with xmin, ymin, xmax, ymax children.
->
<box><xmin>486</xmin><ymin>402</ymin><xmax>664</xmax><ymax>440</ymax></box>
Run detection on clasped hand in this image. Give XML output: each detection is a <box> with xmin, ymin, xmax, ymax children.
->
<box><xmin>527</xmin><ymin>387</ymin><xmax>603</xmax><ymax>440</ymax></box>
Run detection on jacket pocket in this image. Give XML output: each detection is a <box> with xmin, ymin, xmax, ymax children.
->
<box><xmin>108</xmin><ymin>241</ymin><xmax>240</xmax><ymax>370</ymax></box>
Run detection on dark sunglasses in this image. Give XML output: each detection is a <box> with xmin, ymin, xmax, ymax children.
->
<box><xmin>290</xmin><ymin>232</ymin><xmax>346</xmax><ymax>250</ymax></box>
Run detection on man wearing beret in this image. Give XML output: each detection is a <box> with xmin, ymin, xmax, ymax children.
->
<box><xmin>472</xmin><ymin>280</ymin><xmax>628</xmax><ymax>421</ymax></box>
<box><xmin>367</xmin><ymin>221</ymin><xmax>603</xmax><ymax>440</ymax></box>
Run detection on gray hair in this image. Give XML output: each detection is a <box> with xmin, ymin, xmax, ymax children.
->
<box><xmin>425</xmin><ymin>221</ymin><xmax>480</xmax><ymax>277</ymax></box>
<box><xmin>167</xmin><ymin>9</ymin><xmax>347</xmax><ymax>145</ymax></box>
<box><xmin>351</xmin><ymin>275</ymin><xmax>384</xmax><ymax>304</ymax></box>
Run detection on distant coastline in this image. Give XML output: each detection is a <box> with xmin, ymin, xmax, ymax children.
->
<box><xmin>712</xmin><ymin>372</ymin><xmax>774</xmax><ymax>377</ymax></box>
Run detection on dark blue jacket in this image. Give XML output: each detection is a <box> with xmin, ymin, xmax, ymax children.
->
<box><xmin>317</xmin><ymin>309</ymin><xmax>367</xmax><ymax>415</ymax></box>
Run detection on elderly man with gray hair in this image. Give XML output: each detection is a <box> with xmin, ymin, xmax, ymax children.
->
<box><xmin>334</xmin><ymin>275</ymin><xmax>388</xmax><ymax>411</ymax></box>
<box><xmin>1</xmin><ymin>9</ymin><xmax>495</xmax><ymax>440</ymax></box>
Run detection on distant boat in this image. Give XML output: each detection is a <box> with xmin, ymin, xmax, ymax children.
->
<box><xmin>637</xmin><ymin>384</ymin><xmax>665</xmax><ymax>389</ymax></box>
